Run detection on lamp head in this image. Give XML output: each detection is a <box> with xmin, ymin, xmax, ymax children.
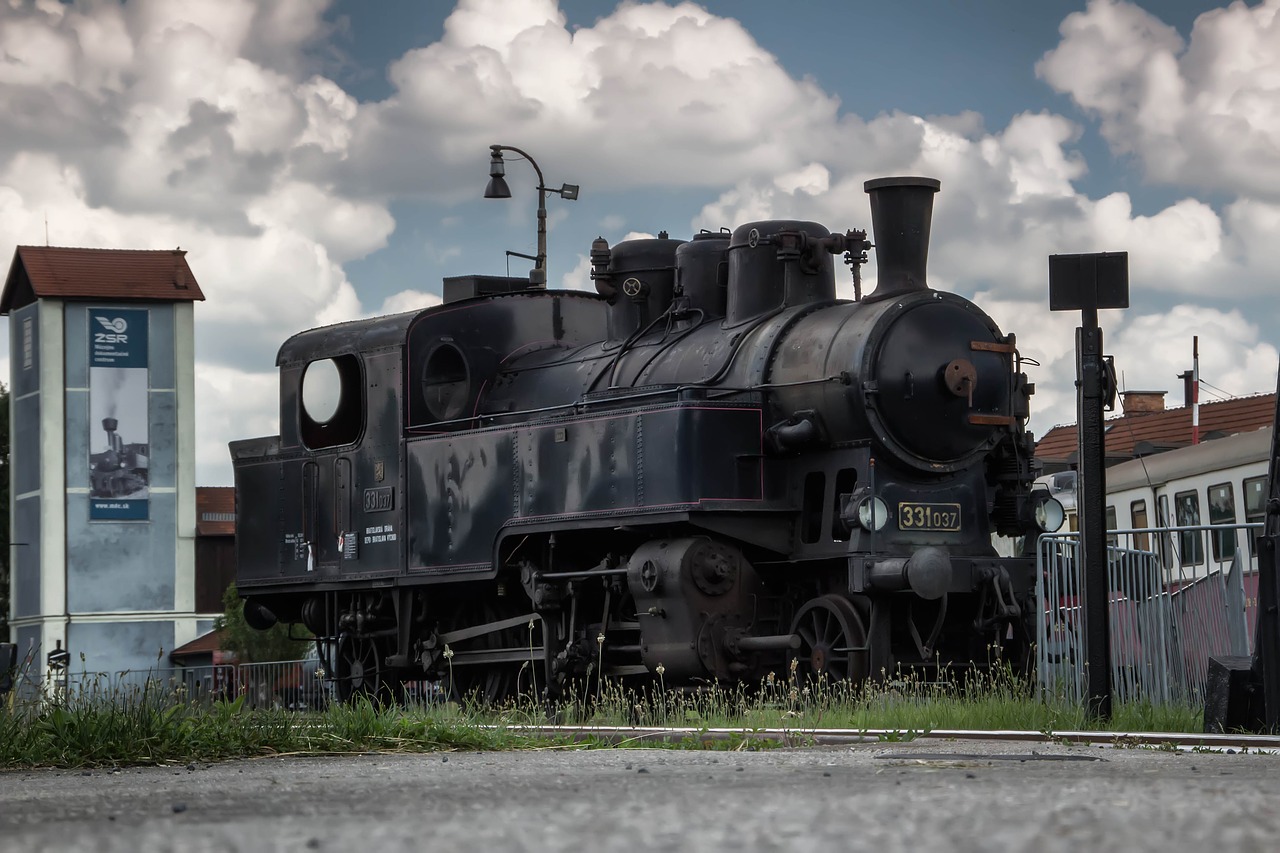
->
<box><xmin>484</xmin><ymin>149</ymin><xmax>512</xmax><ymax>199</ymax></box>
<box><xmin>484</xmin><ymin>175</ymin><xmax>511</xmax><ymax>199</ymax></box>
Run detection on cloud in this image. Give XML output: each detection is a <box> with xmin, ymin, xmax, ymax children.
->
<box><xmin>4</xmin><ymin>0</ymin><xmax>1279</xmax><ymax>485</ymax></box>
<box><xmin>375</xmin><ymin>289</ymin><xmax>443</xmax><ymax>315</ymax></box>
<box><xmin>0</xmin><ymin>0</ymin><xmax>387</xmax><ymax>483</ymax></box>
<box><xmin>1039</xmin><ymin>0</ymin><xmax>1280</xmax><ymax>199</ymax></box>
<box><xmin>338</xmin><ymin>0</ymin><xmax>845</xmax><ymax>197</ymax></box>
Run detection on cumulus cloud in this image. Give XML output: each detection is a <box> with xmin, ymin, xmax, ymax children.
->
<box><xmin>338</xmin><ymin>0</ymin><xmax>845</xmax><ymax>196</ymax></box>
<box><xmin>0</xmin><ymin>0</ymin><xmax>388</xmax><ymax>484</ymax></box>
<box><xmin>375</xmin><ymin>289</ymin><xmax>443</xmax><ymax>316</ymax></box>
<box><xmin>1039</xmin><ymin>0</ymin><xmax>1280</xmax><ymax>199</ymax></box>
<box><xmin>3</xmin><ymin>0</ymin><xmax>1280</xmax><ymax>483</ymax></box>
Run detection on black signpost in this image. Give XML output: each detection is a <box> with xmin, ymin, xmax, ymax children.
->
<box><xmin>1049</xmin><ymin>251</ymin><xmax>1129</xmax><ymax>721</ymax></box>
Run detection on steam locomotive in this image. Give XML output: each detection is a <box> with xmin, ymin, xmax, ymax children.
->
<box><xmin>90</xmin><ymin>417</ymin><xmax>149</xmax><ymax>498</ymax></box>
<box><xmin>232</xmin><ymin>177</ymin><xmax>1062</xmax><ymax>702</ymax></box>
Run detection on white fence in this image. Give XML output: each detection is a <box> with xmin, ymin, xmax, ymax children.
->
<box><xmin>1037</xmin><ymin>523</ymin><xmax>1258</xmax><ymax>705</ymax></box>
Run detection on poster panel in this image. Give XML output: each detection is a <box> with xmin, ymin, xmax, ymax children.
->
<box><xmin>88</xmin><ymin>308</ymin><xmax>150</xmax><ymax>521</ymax></box>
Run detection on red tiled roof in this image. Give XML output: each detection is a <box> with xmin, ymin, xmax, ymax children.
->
<box><xmin>197</xmin><ymin>487</ymin><xmax>236</xmax><ymax>537</ymax></box>
<box><xmin>1035</xmin><ymin>392</ymin><xmax>1276</xmax><ymax>463</ymax></box>
<box><xmin>1</xmin><ymin>246</ymin><xmax>205</xmax><ymax>314</ymax></box>
<box><xmin>170</xmin><ymin>629</ymin><xmax>228</xmax><ymax>662</ymax></box>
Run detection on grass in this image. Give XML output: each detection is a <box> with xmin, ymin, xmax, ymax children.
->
<box><xmin>0</xmin><ymin>660</ymin><xmax>1205</xmax><ymax>769</ymax></box>
<box><xmin>544</xmin><ymin>660</ymin><xmax>1203</xmax><ymax>735</ymax></box>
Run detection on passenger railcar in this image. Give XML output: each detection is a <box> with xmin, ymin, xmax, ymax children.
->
<box><xmin>1038</xmin><ymin>426</ymin><xmax>1270</xmax><ymax>581</ymax></box>
<box><xmin>232</xmin><ymin>177</ymin><xmax>1062</xmax><ymax>702</ymax></box>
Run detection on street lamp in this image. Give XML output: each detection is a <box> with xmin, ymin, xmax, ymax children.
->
<box><xmin>484</xmin><ymin>144</ymin><xmax>579</xmax><ymax>287</ymax></box>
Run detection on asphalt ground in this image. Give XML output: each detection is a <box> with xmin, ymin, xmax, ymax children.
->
<box><xmin>3</xmin><ymin>738</ymin><xmax>1279</xmax><ymax>852</ymax></box>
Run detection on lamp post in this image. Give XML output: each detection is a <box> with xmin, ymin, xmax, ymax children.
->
<box><xmin>484</xmin><ymin>144</ymin><xmax>579</xmax><ymax>287</ymax></box>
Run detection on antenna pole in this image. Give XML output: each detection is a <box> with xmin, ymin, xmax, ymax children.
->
<box><xmin>1192</xmin><ymin>336</ymin><xmax>1200</xmax><ymax>445</ymax></box>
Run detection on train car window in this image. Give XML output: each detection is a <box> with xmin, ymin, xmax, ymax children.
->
<box><xmin>300</xmin><ymin>355</ymin><xmax>363</xmax><ymax>449</ymax></box>
<box><xmin>1104</xmin><ymin>505</ymin><xmax>1118</xmax><ymax>548</ymax></box>
<box><xmin>830</xmin><ymin>468</ymin><xmax>857</xmax><ymax>541</ymax></box>
<box><xmin>421</xmin><ymin>343</ymin><xmax>471</xmax><ymax>422</ymax></box>
<box><xmin>1245</xmin><ymin>475</ymin><xmax>1267</xmax><ymax>557</ymax></box>
<box><xmin>1157</xmin><ymin>495</ymin><xmax>1172</xmax><ymax>569</ymax></box>
<box><xmin>1174</xmin><ymin>490</ymin><xmax>1203</xmax><ymax>566</ymax></box>
<box><xmin>1207</xmin><ymin>482</ymin><xmax>1237</xmax><ymax>563</ymax></box>
<box><xmin>1130</xmin><ymin>500</ymin><xmax>1149</xmax><ymax>552</ymax></box>
<box><xmin>801</xmin><ymin>472</ymin><xmax>824</xmax><ymax>544</ymax></box>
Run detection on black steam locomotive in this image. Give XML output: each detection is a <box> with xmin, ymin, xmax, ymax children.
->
<box><xmin>232</xmin><ymin>177</ymin><xmax>1061</xmax><ymax>702</ymax></box>
<box><xmin>90</xmin><ymin>417</ymin><xmax>149</xmax><ymax>498</ymax></box>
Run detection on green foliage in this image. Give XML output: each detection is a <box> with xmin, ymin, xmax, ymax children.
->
<box><xmin>212</xmin><ymin>581</ymin><xmax>307</xmax><ymax>663</ymax></box>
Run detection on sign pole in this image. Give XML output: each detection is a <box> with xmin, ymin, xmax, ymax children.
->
<box><xmin>1049</xmin><ymin>252</ymin><xmax>1129</xmax><ymax>721</ymax></box>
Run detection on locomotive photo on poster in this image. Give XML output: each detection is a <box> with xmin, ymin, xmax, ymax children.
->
<box><xmin>232</xmin><ymin>176</ymin><xmax>1065</xmax><ymax>703</ymax></box>
<box><xmin>88</xmin><ymin>307</ymin><xmax>150</xmax><ymax>520</ymax></box>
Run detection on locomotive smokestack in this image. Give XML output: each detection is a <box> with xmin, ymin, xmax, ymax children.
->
<box><xmin>863</xmin><ymin>176</ymin><xmax>941</xmax><ymax>301</ymax></box>
<box><xmin>103</xmin><ymin>418</ymin><xmax>123</xmax><ymax>454</ymax></box>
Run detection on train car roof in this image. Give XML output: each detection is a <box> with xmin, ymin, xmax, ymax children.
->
<box><xmin>1105</xmin><ymin>426</ymin><xmax>1273</xmax><ymax>492</ymax></box>
<box><xmin>277</xmin><ymin>310</ymin><xmax>421</xmax><ymax>366</ymax></box>
<box><xmin>276</xmin><ymin>289</ymin><xmax>609</xmax><ymax>367</ymax></box>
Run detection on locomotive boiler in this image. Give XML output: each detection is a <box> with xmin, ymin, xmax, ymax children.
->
<box><xmin>232</xmin><ymin>176</ymin><xmax>1061</xmax><ymax>702</ymax></box>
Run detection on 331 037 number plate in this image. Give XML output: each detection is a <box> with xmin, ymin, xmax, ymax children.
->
<box><xmin>897</xmin><ymin>502</ymin><xmax>961</xmax><ymax>532</ymax></box>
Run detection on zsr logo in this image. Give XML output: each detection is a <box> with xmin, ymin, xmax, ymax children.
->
<box><xmin>94</xmin><ymin>316</ymin><xmax>128</xmax><ymax>344</ymax></box>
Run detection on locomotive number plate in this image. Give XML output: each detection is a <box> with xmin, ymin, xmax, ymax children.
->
<box><xmin>897</xmin><ymin>502</ymin><xmax>961</xmax><ymax>532</ymax></box>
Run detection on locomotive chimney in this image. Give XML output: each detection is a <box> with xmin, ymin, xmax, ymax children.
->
<box><xmin>103</xmin><ymin>417</ymin><xmax>123</xmax><ymax>454</ymax></box>
<box><xmin>863</xmin><ymin>176</ymin><xmax>941</xmax><ymax>301</ymax></box>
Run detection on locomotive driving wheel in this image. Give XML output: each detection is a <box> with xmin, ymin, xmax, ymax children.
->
<box><xmin>788</xmin><ymin>595</ymin><xmax>869</xmax><ymax>684</ymax></box>
<box><xmin>446</xmin><ymin>599</ymin><xmax>528</xmax><ymax>706</ymax></box>
<box><xmin>335</xmin><ymin>635</ymin><xmax>397</xmax><ymax>705</ymax></box>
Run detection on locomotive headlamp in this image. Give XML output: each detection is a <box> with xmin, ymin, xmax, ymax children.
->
<box><xmin>1032</xmin><ymin>494</ymin><xmax>1066</xmax><ymax>533</ymax></box>
<box><xmin>857</xmin><ymin>496</ymin><xmax>889</xmax><ymax>531</ymax></box>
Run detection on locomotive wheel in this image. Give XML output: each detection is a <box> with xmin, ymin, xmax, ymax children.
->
<box><xmin>335</xmin><ymin>635</ymin><xmax>398</xmax><ymax>706</ymax></box>
<box><xmin>446</xmin><ymin>600</ymin><xmax>526</xmax><ymax>706</ymax></box>
<box><xmin>788</xmin><ymin>595</ymin><xmax>869</xmax><ymax>684</ymax></box>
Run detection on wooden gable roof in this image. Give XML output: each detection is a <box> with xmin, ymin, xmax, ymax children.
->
<box><xmin>2</xmin><ymin>246</ymin><xmax>205</xmax><ymax>314</ymax></box>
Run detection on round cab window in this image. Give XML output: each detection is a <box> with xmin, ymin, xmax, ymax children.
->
<box><xmin>302</xmin><ymin>358</ymin><xmax>343</xmax><ymax>423</ymax></box>
<box><xmin>422</xmin><ymin>343</ymin><xmax>470</xmax><ymax>421</ymax></box>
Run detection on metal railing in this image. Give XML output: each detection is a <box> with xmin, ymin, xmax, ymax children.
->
<box><xmin>5</xmin><ymin>658</ymin><xmax>334</xmax><ymax>711</ymax></box>
<box><xmin>1037</xmin><ymin>523</ymin><xmax>1259</xmax><ymax>706</ymax></box>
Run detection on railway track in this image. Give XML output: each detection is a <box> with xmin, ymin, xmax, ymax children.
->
<box><xmin>501</xmin><ymin>724</ymin><xmax>1280</xmax><ymax>752</ymax></box>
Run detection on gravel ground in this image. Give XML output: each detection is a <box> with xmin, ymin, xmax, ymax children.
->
<box><xmin>3</xmin><ymin>739</ymin><xmax>1279</xmax><ymax>852</ymax></box>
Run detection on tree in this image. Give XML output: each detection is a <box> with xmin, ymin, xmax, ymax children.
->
<box><xmin>213</xmin><ymin>582</ymin><xmax>309</xmax><ymax>663</ymax></box>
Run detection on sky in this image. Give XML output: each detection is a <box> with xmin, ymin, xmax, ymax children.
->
<box><xmin>2</xmin><ymin>0</ymin><xmax>1279</xmax><ymax>486</ymax></box>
